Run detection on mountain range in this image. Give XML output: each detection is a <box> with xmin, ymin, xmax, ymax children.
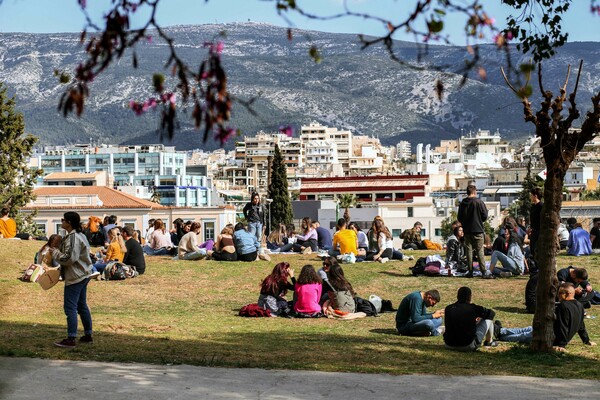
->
<box><xmin>1</xmin><ymin>22</ymin><xmax>599</xmax><ymax>150</ymax></box>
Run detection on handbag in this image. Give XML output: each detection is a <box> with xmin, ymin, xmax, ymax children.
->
<box><xmin>37</xmin><ymin>266</ymin><xmax>61</xmax><ymax>290</ymax></box>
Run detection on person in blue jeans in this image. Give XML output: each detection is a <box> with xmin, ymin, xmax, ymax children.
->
<box><xmin>243</xmin><ymin>192</ymin><xmax>266</xmax><ymax>246</ymax></box>
<box><xmin>50</xmin><ymin>211</ymin><xmax>94</xmax><ymax>348</ymax></box>
<box><xmin>396</xmin><ymin>289</ymin><xmax>444</xmax><ymax>336</ymax></box>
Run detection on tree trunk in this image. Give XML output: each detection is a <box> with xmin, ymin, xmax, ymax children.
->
<box><xmin>530</xmin><ymin>161</ymin><xmax>563</xmax><ymax>352</ymax></box>
<box><xmin>343</xmin><ymin>207</ymin><xmax>350</xmax><ymax>224</ymax></box>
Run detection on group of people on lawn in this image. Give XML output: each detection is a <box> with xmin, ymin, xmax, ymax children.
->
<box><xmin>8</xmin><ymin>184</ymin><xmax>597</xmax><ymax>352</ymax></box>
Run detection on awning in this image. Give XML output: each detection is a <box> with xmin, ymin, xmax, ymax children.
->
<box><xmin>482</xmin><ymin>188</ymin><xmax>498</xmax><ymax>195</ymax></box>
<box><xmin>496</xmin><ymin>188</ymin><xmax>520</xmax><ymax>194</ymax></box>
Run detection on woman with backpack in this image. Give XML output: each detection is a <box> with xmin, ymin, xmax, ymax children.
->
<box><xmin>323</xmin><ymin>262</ymin><xmax>356</xmax><ymax>315</ymax></box>
<box><xmin>293</xmin><ymin>264</ymin><xmax>323</xmax><ymax>317</ymax></box>
<box><xmin>257</xmin><ymin>262</ymin><xmax>296</xmax><ymax>316</ymax></box>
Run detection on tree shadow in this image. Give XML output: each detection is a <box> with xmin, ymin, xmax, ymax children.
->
<box><xmin>369</xmin><ymin>328</ymin><xmax>398</xmax><ymax>335</ymax></box>
<box><xmin>495</xmin><ymin>306</ymin><xmax>530</xmax><ymax>314</ymax></box>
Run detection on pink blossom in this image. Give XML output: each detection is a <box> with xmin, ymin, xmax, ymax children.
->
<box><xmin>215</xmin><ymin>127</ymin><xmax>237</xmax><ymax>145</ymax></box>
<box><xmin>279</xmin><ymin>125</ymin><xmax>294</xmax><ymax>137</ymax></box>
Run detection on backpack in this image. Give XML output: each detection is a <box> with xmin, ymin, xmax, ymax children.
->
<box><xmin>424</xmin><ymin>261</ymin><xmax>441</xmax><ymax>276</ymax></box>
<box><xmin>355</xmin><ymin>296</ymin><xmax>378</xmax><ymax>316</ymax></box>
<box><xmin>410</xmin><ymin>257</ymin><xmax>428</xmax><ymax>276</ymax></box>
<box><xmin>85</xmin><ymin>228</ymin><xmax>105</xmax><ymax>247</ymax></box>
<box><xmin>104</xmin><ymin>262</ymin><xmax>138</xmax><ymax>280</ymax></box>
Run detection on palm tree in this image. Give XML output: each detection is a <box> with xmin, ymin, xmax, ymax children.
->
<box><xmin>337</xmin><ymin>193</ymin><xmax>358</xmax><ymax>224</ymax></box>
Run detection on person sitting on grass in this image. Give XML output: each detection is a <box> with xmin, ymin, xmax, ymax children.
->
<box><xmin>233</xmin><ymin>223</ymin><xmax>270</xmax><ymax>262</ymax></box>
<box><xmin>313</xmin><ymin>220</ymin><xmax>333</xmax><ymax>252</ymax></box>
<box><xmin>292</xmin><ymin>217</ymin><xmax>318</xmax><ymax>254</ymax></box>
<box><xmin>400</xmin><ymin>222</ymin><xmax>426</xmax><ymax>250</ymax></box>
<box><xmin>36</xmin><ymin>234</ymin><xmax>62</xmax><ymax>267</ymax></box>
<box><xmin>496</xmin><ymin>283</ymin><xmax>596</xmax><ymax>351</ymax></box>
<box><xmin>329</xmin><ymin>218</ymin><xmax>363</xmax><ymax>258</ymax></box>
<box><xmin>444</xmin><ymin>286</ymin><xmax>497</xmax><ymax>351</ymax></box>
<box><xmin>567</xmin><ymin>223</ymin><xmax>592</xmax><ymax>256</ymax></box>
<box><xmin>365</xmin><ymin>219</ymin><xmax>394</xmax><ymax>263</ymax></box>
<box><xmin>395</xmin><ymin>289</ymin><xmax>444</xmax><ymax>337</ymax></box>
<box><xmin>348</xmin><ymin>222</ymin><xmax>368</xmax><ymax>254</ymax></box>
<box><xmin>91</xmin><ymin>227</ymin><xmax>126</xmax><ymax>278</ymax></box>
<box><xmin>293</xmin><ymin>264</ymin><xmax>323</xmax><ymax>318</ymax></box>
<box><xmin>143</xmin><ymin>219</ymin><xmax>174</xmax><ymax>256</ymax></box>
<box><xmin>322</xmin><ymin>262</ymin><xmax>356</xmax><ymax>315</ymax></box>
<box><xmin>121</xmin><ymin>226</ymin><xmax>145</xmax><ymax>275</ymax></box>
<box><xmin>177</xmin><ymin>222</ymin><xmax>206</xmax><ymax>260</ymax></box>
<box><xmin>557</xmin><ymin>266</ymin><xmax>594</xmax><ymax>309</ymax></box>
<box><xmin>258</xmin><ymin>262</ymin><xmax>295</xmax><ymax>316</ymax></box>
<box><xmin>446</xmin><ymin>226</ymin><xmax>467</xmax><ymax>272</ymax></box>
<box><xmin>207</xmin><ymin>226</ymin><xmax>237</xmax><ymax>261</ymax></box>
<box><xmin>489</xmin><ymin>230</ymin><xmax>526</xmax><ymax>278</ymax></box>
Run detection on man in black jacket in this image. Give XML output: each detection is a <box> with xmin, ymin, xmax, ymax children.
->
<box><xmin>122</xmin><ymin>226</ymin><xmax>146</xmax><ymax>275</ymax></box>
<box><xmin>498</xmin><ymin>283</ymin><xmax>596</xmax><ymax>351</ymax></box>
<box><xmin>444</xmin><ymin>286</ymin><xmax>496</xmax><ymax>351</ymax></box>
<box><xmin>457</xmin><ymin>185</ymin><xmax>489</xmax><ymax>278</ymax></box>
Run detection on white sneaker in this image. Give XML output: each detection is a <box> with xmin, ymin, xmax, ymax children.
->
<box><xmin>301</xmin><ymin>247</ymin><xmax>312</xmax><ymax>254</ymax></box>
<box><xmin>90</xmin><ymin>271</ymin><xmax>100</xmax><ymax>280</ymax></box>
<box><xmin>379</xmin><ymin>257</ymin><xmax>389</xmax><ymax>264</ymax></box>
<box><xmin>406</xmin><ymin>255</ymin><xmax>415</xmax><ymax>261</ymax></box>
<box><xmin>258</xmin><ymin>253</ymin><xmax>271</xmax><ymax>261</ymax></box>
<box><xmin>436</xmin><ymin>326</ymin><xmax>446</xmax><ymax>335</ymax></box>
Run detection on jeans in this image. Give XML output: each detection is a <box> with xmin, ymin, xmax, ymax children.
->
<box><xmin>445</xmin><ymin>319</ymin><xmax>494</xmax><ymax>352</ymax></box>
<box><xmin>92</xmin><ymin>262</ymin><xmax>108</xmax><ymax>274</ymax></box>
<box><xmin>498</xmin><ymin>326</ymin><xmax>533</xmax><ymax>344</ymax></box>
<box><xmin>397</xmin><ymin>317</ymin><xmax>443</xmax><ymax>336</ymax></box>
<box><xmin>248</xmin><ymin>222</ymin><xmax>263</xmax><ymax>243</ymax></box>
<box><xmin>490</xmin><ymin>251</ymin><xmax>519</xmax><ymax>276</ymax></box>
<box><xmin>464</xmin><ymin>233</ymin><xmax>486</xmax><ymax>273</ymax></box>
<box><xmin>64</xmin><ymin>278</ymin><xmax>92</xmax><ymax>338</ymax></box>
<box><xmin>392</xmin><ymin>249</ymin><xmax>405</xmax><ymax>260</ymax></box>
<box><xmin>143</xmin><ymin>245</ymin><xmax>169</xmax><ymax>256</ymax></box>
<box><xmin>181</xmin><ymin>250</ymin><xmax>206</xmax><ymax>260</ymax></box>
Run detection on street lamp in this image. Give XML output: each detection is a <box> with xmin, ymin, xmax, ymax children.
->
<box><xmin>265</xmin><ymin>198</ymin><xmax>273</xmax><ymax>234</ymax></box>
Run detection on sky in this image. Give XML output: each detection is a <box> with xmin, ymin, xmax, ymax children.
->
<box><xmin>0</xmin><ymin>0</ymin><xmax>599</xmax><ymax>44</ymax></box>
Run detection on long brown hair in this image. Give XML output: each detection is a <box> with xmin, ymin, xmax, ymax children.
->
<box><xmin>297</xmin><ymin>264</ymin><xmax>322</xmax><ymax>285</ymax></box>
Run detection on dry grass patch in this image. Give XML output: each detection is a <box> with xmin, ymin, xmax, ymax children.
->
<box><xmin>0</xmin><ymin>239</ymin><xmax>598</xmax><ymax>378</ymax></box>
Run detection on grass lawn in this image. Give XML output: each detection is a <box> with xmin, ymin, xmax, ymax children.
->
<box><xmin>1</xmin><ymin>239</ymin><xmax>599</xmax><ymax>378</ymax></box>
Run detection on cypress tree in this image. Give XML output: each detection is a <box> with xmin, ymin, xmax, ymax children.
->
<box><xmin>0</xmin><ymin>83</ymin><xmax>43</xmax><ymax>233</ymax></box>
<box><xmin>268</xmin><ymin>144</ymin><xmax>293</xmax><ymax>231</ymax></box>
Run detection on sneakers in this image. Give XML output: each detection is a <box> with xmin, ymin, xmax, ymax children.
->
<box><xmin>379</xmin><ymin>257</ymin><xmax>389</xmax><ymax>264</ymax></box>
<box><xmin>54</xmin><ymin>338</ymin><xmax>76</xmax><ymax>348</ymax></box>
<box><xmin>436</xmin><ymin>326</ymin><xmax>446</xmax><ymax>335</ymax></box>
<box><xmin>79</xmin><ymin>334</ymin><xmax>93</xmax><ymax>344</ymax></box>
<box><xmin>482</xmin><ymin>271</ymin><xmax>495</xmax><ymax>279</ymax></box>
<box><xmin>90</xmin><ymin>270</ymin><xmax>100</xmax><ymax>280</ymax></box>
<box><xmin>258</xmin><ymin>253</ymin><xmax>271</xmax><ymax>261</ymax></box>
<box><xmin>406</xmin><ymin>255</ymin><xmax>415</xmax><ymax>261</ymax></box>
<box><xmin>483</xmin><ymin>340</ymin><xmax>498</xmax><ymax>347</ymax></box>
<box><xmin>301</xmin><ymin>247</ymin><xmax>312</xmax><ymax>255</ymax></box>
<box><xmin>499</xmin><ymin>271</ymin><xmax>512</xmax><ymax>278</ymax></box>
<box><xmin>494</xmin><ymin>320</ymin><xmax>503</xmax><ymax>339</ymax></box>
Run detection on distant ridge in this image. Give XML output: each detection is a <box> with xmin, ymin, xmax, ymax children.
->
<box><xmin>1</xmin><ymin>23</ymin><xmax>598</xmax><ymax>150</ymax></box>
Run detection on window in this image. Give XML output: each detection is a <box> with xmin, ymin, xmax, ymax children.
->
<box><xmin>55</xmin><ymin>223</ymin><xmax>67</xmax><ymax>236</ymax></box>
<box><xmin>437</xmin><ymin>209</ymin><xmax>446</xmax><ymax>217</ymax></box>
<box><xmin>435</xmin><ymin>228</ymin><xmax>442</xmax><ymax>237</ymax></box>
<box><xmin>420</xmin><ymin>229</ymin><xmax>426</xmax><ymax>237</ymax></box>
<box><xmin>121</xmin><ymin>220</ymin><xmax>136</xmax><ymax>230</ymax></box>
<box><xmin>407</xmin><ymin>207</ymin><xmax>413</xmax><ymax>217</ymax></box>
<box><xmin>36</xmin><ymin>222</ymin><xmax>47</xmax><ymax>235</ymax></box>
<box><xmin>392</xmin><ymin>229</ymin><xmax>401</xmax><ymax>238</ymax></box>
<box><xmin>203</xmin><ymin>221</ymin><xmax>215</xmax><ymax>241</ymax></box>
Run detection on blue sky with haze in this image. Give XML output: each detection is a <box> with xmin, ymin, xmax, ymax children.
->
<box><xmin>0</xmin><ymin>0</ymin><xmax>598</xmax><ymax>44</ymax></box>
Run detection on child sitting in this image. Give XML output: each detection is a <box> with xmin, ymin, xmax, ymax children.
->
<box><xmin>258</xmin><ymin>262</ymin><xmax>296</xmax><ymax>316</ymax></box>
<box><xmin>293</xmin><ymin>265</ymin><xmax>323</xmax><ymax>317</ymax></box>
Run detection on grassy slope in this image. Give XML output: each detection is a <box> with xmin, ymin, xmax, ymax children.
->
<box><xmin>0</xmin><ymin>239</ymin><xmax>598</xmax><ymax>378</ymax></box>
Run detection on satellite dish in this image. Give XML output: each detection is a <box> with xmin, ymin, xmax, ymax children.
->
<box><xmin>501</xmin><ymin>159</ymin><xmax>510</xmax><ymax>169</ymax></box>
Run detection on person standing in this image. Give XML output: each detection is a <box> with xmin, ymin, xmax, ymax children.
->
<box><xmin>50</xmin><ymin>212</ymin><xmax>94</xmax><ymax>348</ymax></box>
<box><xmin>589</xmin><ymin>217</ymin><xmax>600</xmax><ymax>250</ymax></box>
<box><xmin>529</xmin><ymin>187</ymin><xmax>543</xmax><ymax>258</ymax></box>
<box><xmin>457</xmin><ymin>184</ymin><xmax>489</xmax><ymax>278</ymax></box>
<box><xmin>243</xmin><ymin>192</ymin><xmax>266</xmax><ymax>246</ymax></box>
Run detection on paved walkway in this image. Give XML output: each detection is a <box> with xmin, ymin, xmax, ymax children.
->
<box><xmin>1</xmin><ymin>356</ymin><xmax>599</xmax><ymax>400</ymax></box>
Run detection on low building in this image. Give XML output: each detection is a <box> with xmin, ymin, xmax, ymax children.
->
<box><xmin>22</xmin><ymin>186</ymin><xmax>236</xmax><ymax>242</ymax></box>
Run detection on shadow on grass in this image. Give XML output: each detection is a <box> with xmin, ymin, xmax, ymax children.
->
<box><xmin>369</xmin><ymin>328</ymin><xmax>398</xmax><ymax>335</ymax></box>
<box><xmin>0</xmin><ymin>320</ymin><xmax>597</xmax><ymax>379</ymax></box>
<box><xmin>495</xmin><ymin>306</ymin><xmax>530</xmax><ymax>314</ymax></box>
<box><xmin>378</xmin><ymin>271</ymin><xmax>412</xmax><ymax>278</ymax></box>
